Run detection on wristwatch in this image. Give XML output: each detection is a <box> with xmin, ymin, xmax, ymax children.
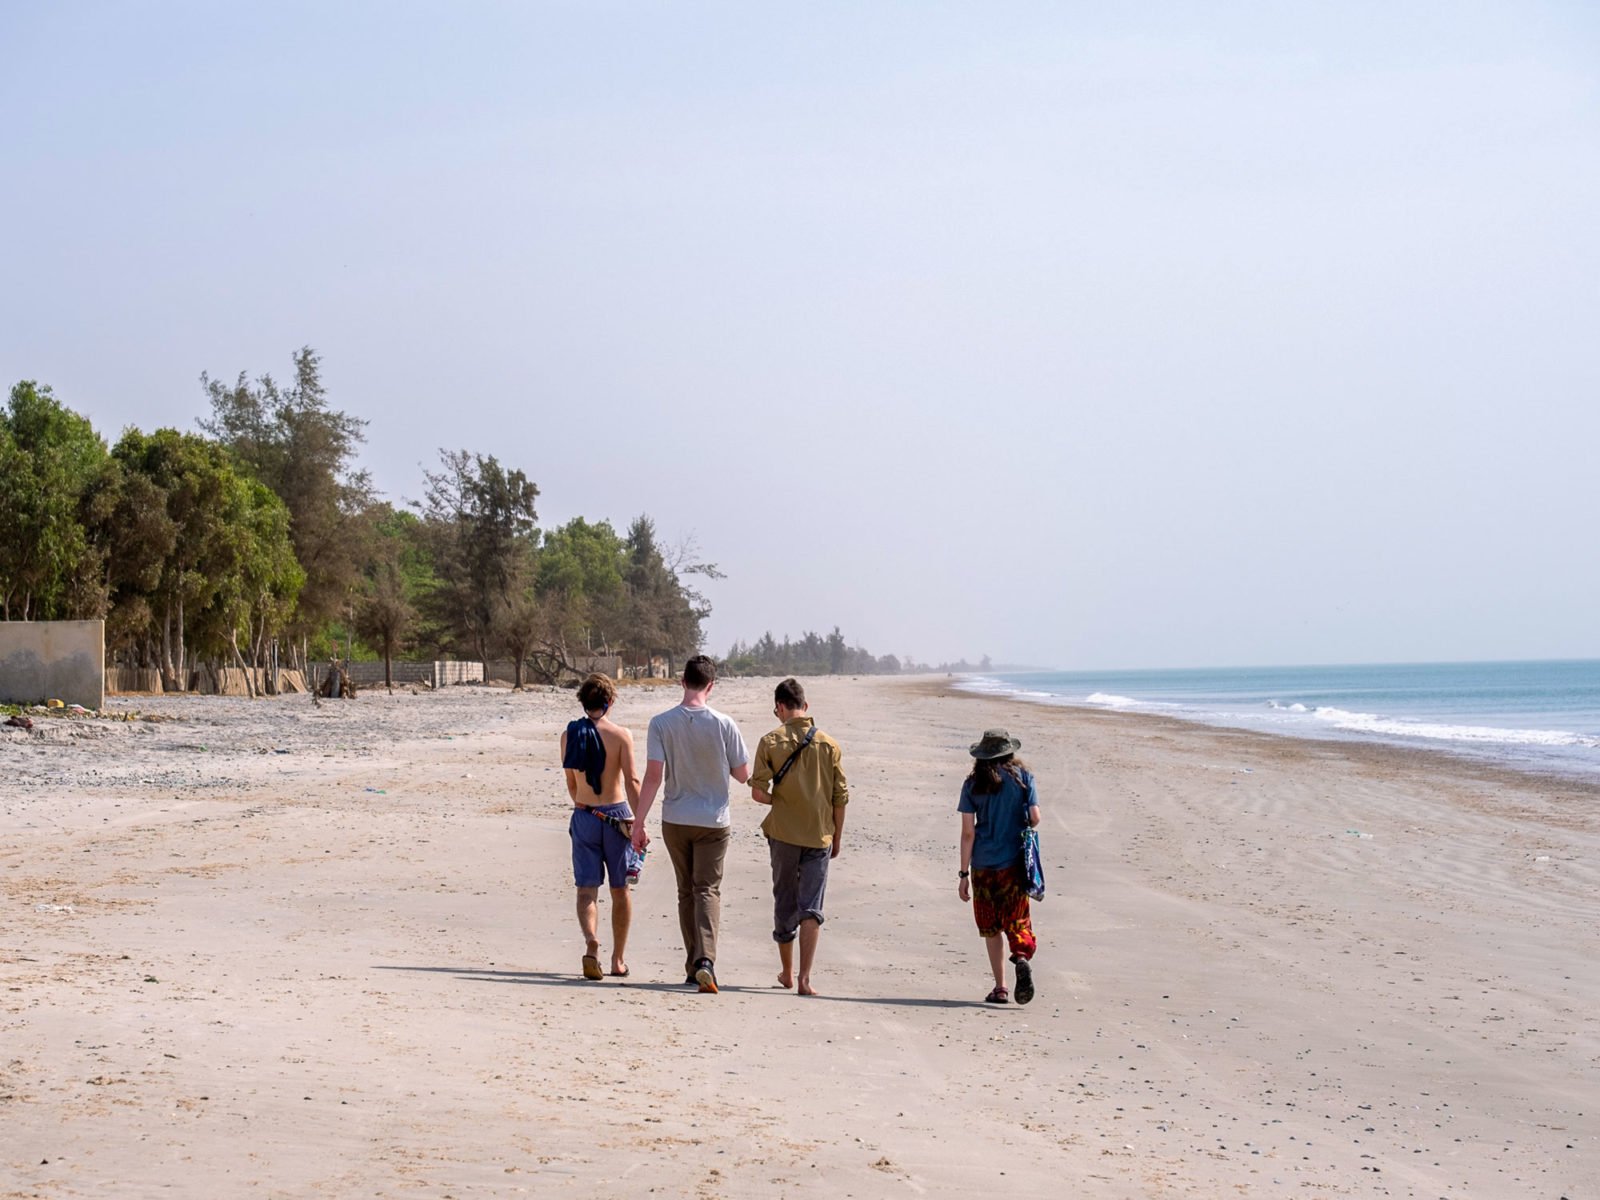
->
<box><xmin>958</xmin><ymin>870</ymin><xmax>969</xmax><ymax>878</ymax></box>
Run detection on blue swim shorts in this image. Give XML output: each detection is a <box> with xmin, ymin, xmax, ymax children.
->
<box><xmin>570</xmin><ymin>803</ymin><xmax>633</xmax><ymax>888</ymax></box>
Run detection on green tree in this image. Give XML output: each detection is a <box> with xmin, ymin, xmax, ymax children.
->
<box><xmin>417</xmin><ymin>449</ymin><xmax>539</xmax><ymax>666</ymax></box>
<box><xmin>493</xmin><ymin>545</ymin><xmax>546</xmax><ymax>689</ymax></box>
<box><xmin>537</xmin><ymin>516</ymin><xmax>627</xmax><ymax>653</ymax></box>
<box><xmin>86</xmin><ymin>459</ymin><xmax>177</xmax><ymax>663</ymax></box>
<box><xmin>113</xmin><ymin>429</ymin><xmax>300</xmax><ymax>690</ymax></box>
<box><xmin>354</xmin><ymin>562</ymin><xmax>416</xmax><ymax>691</ymax></box>
<box><xmin>183</xmin><ymin>477</ymin><xmax>304</xmax><ymax>695</ymax></box>
<box><xmin>620</xmin><ymin>515</ymin><xmax>709</xmax><ymax>670</ymax></box>
<box><xmin>200</xmin><ymin>348</ymin><xmax>372</xmax><ymax>664</ymax></box>
<box><xmin>0</xmin><ymin>382</ymin><xmax>109</xmax><ymax>620</ymax></box>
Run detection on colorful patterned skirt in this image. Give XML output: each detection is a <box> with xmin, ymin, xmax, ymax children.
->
<box><xmin>970</xmin><ymin>863</ymin><xmax>1036</xmax><ymax>960</ymax></box>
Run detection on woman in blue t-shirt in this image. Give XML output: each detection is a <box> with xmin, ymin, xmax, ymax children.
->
<box><xmin>957</xmin><ymin>728</ymin><xmax>1040</xmax><ymax>1004</ymax></box>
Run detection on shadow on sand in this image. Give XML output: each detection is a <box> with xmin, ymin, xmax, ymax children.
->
<box><xmin>371</xmin><ymin>964</ymin><xmax>992</xmax><ymax>1008</ymax></box>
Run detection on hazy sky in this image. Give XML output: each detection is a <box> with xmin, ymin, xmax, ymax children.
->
<box><xmin>5</xmin><ymin>3</ymin><xmax>1597</xmax><ymax>669</ymax></box>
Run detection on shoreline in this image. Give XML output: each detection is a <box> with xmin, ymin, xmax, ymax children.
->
<box><xmin>924</xmin><ymin>674</ymin><xmax>1600</xmax><ymax>800</ymax></box>
<box><xmin>4</xmin><ymin>675</ymin><xmax>1597</xmax><ymax>1197</ymax></box>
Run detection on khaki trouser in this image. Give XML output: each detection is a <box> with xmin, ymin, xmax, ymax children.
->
<box><xmin>662</xmin><ymin>821</ymin><xmax>731</xmax><ymax>974</ymax></box>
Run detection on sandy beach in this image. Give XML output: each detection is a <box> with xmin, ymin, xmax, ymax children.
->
<box><xmin>2</xmin><ymin>675</ymin><xmax>1596</xmax><ymax>1198</ymax></box>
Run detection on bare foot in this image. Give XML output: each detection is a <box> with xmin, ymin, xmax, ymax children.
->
<box><xmin>776</xmin><ymin>971</ymin><xmax>794</xmax><ymax>989</ymax></box>
<box><xmin>797</xmin><ymin>978</ymin><xmax>816</xmax><ymax>996</ymax></box>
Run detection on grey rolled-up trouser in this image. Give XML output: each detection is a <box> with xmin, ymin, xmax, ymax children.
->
<box><xmin>768</xmin><ymin>837</ymin><xmax>831</xmax><ymax>943</ymax></box>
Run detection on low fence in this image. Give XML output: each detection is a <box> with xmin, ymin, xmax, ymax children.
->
<box><xmin>106</xmin><ymin>666</ymin><xmax>308</xmax><ymax>696</ymax></box>
<box><xmin>100</xmin><ymin>656</ymin><xmax>657</xmax><ymax>696</ymax></box>
<box><xmin>106</xmin><ymin>667</ymin><xmax>163</xmax><ymax>694</ymax></box>
<box><xmin>485</xmin><ymin>655</ymin><xmax>624</xmax><ymax>685</ymax></box>
<box><xmin>338</xmin><ymin>661</ymin><xmax>484</xmax><ymax>689</ymax></box>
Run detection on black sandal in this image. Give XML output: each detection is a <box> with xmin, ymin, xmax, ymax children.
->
<box><xmin>984</xmin><ymin>986</ymin><xmax>1009</xmax><ymax>1004</ymax></box>
<box><xmin>1012</xmin><ymin>956</ymin><xmax>1034</xmax><ymax>1006</ymax></box>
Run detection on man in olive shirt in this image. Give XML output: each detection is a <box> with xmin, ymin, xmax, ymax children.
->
<box><xmin>749</xmin><ymin>677</ymin><xmax>849</xmax><ymax>996</ymax></box>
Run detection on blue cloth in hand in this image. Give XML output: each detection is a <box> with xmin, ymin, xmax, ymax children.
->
<box><xmin>563</xmin><ymin>716</ymin><xmax>606</xmax><ymax>796</ymax></box>
<box><xmin>1022</xmin><ymin>828</ymin><xmax>1045</xmax><ymax>901</ymax></box>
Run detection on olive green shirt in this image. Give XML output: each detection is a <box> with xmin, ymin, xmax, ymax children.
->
<box><xmin>750</xmin><ymin>716</ymin><xmax>849</xmax><ymax>849</ymax></box>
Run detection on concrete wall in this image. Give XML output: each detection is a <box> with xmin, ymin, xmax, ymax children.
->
<box><xmin>0</xmin><ymin>620</ymin><xmax>106</xmax><ymax>710</ymax></box>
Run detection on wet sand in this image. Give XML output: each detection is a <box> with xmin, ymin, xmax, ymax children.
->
<box><xmin>2</xmin><ymin>676</ymin><xmax>1596</xmax><ymax>1198</ymax></box>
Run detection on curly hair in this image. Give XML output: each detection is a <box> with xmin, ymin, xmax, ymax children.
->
<box><xmin>576</xmin><ymin>673</ymin><xmax>616</xmax><ymax>714</ymax></box>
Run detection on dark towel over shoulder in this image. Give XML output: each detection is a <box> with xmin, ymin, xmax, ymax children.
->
<box><xmin>563</xmin><ymin>716</ymin><xmax>606</xmax><ymax>796</ymax></box>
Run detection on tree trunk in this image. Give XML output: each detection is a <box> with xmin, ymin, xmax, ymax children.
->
<box><xmin>230</xmin><ymin>630</ymin><xmax>256</xmax><ymax>699</ymax></box>
<box><xmin>160</xmin><ymin>604</ymin><xmax>177</xmax><ymax>692</ymax></box>
<box><xmin>175</xmin><ymin>594</ymin><xmax>187</xmax><ymax>690</ymax></box>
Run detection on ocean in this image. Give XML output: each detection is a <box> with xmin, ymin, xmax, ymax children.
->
<box><xmin>962</xmin><ymin>659</ymin><xmax>1600</xmax><ymax>779</ymax></box>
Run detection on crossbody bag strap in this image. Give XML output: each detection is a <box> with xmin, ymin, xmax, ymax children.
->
<box><xmin>769</xmin><ymin>726</ymin><xmax>819</xmax><ymax>790</ymax></box>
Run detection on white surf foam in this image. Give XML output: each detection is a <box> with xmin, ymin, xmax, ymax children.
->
<box><xmin>1311</xmin><ymin>706</ymin><xmax>1599</xmax><ymax>749</ymax></box>
<box><xmin>1086</xmin><ymin>692</ymin><xmax>1142</xmax><ymax>709</ymax></box>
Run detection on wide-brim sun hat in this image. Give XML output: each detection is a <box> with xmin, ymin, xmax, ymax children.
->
<box><xmin>969</xmin><ymin>728</ymin><xmax>1022</xmax><ymax>759</ymax></box>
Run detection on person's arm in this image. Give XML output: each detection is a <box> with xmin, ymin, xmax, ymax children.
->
<box><xmin>828</xmin><ymin>747</ymin><xmax>849</xmax><ymax>858</ymax></box>
<box><xmin>748</xmin><ymin>735</ymin><xmax>773</xmax><ymax>804</ymax></box>
<box><xmin>727</xmin><ymin>722</ymin><xmax>751</xmax><ymax>786</ymax></box>
<box><xmin>1028</xmin><ymin>804</ymin><xmax>1041</xmax><ymax>828</ymax></box>
<box><xmin>958</xmin><ymin>812</ymin><xmax>976</xmax><ymax>901</ymax></box>
<box><xmin>619</xmin><ymin>728</ymin><xmax>642</xmax><ymax>807</ymax></box>
<box><xmin>559</xmin><ymin>731</ymin><xmax>579</xmax><ymax>803</ymax></box>
<box><xmin>1026</xmin><ymin>772</ymin><xmax>1040</xmax><ymax>827</ymax></box>
<box><xmin>631</xmin><ymin>760</ymin><xmax>663</xmax><ymax>851</ymax></box>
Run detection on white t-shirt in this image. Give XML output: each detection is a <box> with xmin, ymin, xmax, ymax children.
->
<box><xmin>646</xmin><ymin>703</ymin><xmax>750</xmax><ymax>828</ymax></box>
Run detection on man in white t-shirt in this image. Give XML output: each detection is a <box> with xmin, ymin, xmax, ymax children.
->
<box><xmin>631</xmin><ymin>655</ymin><xmax>750</xmax><ymax>993</ymax></box>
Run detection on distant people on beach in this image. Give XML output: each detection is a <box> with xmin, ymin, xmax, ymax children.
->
<box><xmin>957</xmin><ymin>728</ymin><xmax>1040</xmax><ymax>1005</ymax></box>
<box><xmin>560</xmin><ymin>673</ymin><xmax>641</xmax><ymax>980</ymax></box>
<box><xmin>630</xmin><ymin>655</ymin><xmax>750</xmax><ymax>993</ymax></box>
<box><xmin>749</xmin><ymin>677</ymin><xmax>849</xmax><ymax>996</ymax></box>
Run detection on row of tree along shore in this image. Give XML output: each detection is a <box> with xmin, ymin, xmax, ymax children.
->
<box><xmin>0</xmin><ymin>349</ymin><xmax>713</xmax><ymax>692</ymax></box>
<box><xmin>2</xmin><ymin>349</ymin><xmax>982</xmax><ymax>694</ymax></box>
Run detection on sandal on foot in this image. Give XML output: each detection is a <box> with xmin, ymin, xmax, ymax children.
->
<box><xmin>581</xmin><ymin>954</ymin><xmax>603</xmax><ymax>981</ymax></box>
<box><xmin>1012</xmin><ymin>957</ymin><xmax>1034</xmax><ymax>1006</ymax></box>
<box><xmin>984</xmin><ymin>986</ymin><xmax>1010</xmax><ymax>1004</ymax></box>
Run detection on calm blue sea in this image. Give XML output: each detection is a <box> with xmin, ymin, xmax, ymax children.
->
<box><xmin>962</xmin><ymin>660</ymin><xmax>1600</xmax><ymax>778</ymax></box>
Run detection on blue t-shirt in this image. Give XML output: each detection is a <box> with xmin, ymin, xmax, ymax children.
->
<box><xmin>958</xmin><ymin>768</ymin><xmax>1039</xmax><ymax>870</ymax></box>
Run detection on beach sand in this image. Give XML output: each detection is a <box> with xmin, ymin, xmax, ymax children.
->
<box><xmin>2</xmin><ymin>676</ymin><xmax>1596</xmax><ymax>1198</ymax></box>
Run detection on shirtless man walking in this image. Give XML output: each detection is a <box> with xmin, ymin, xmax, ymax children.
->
<box><xmin>560</xmin><ymin>673</ymin><xmax>641</xmax><ymax>980</ymax></box>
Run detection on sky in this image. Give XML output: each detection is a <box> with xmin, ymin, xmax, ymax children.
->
<box><xmin>4</xmin><ymin>2</ymin><xmax>1598</xmax><ymax>670</ymax></box>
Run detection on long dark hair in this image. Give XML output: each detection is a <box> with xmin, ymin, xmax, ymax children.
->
<box><xmin>967</xmin><ymin>753</ymin><xmax>1028</xmax><ymax>796</ymax></box>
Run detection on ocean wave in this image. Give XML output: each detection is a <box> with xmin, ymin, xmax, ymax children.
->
<box><xmin>1310</xmin><ymin>706</ymin><xmax>1599</xmax><ymax>749</ymax></box>
<box><xmin>1085</xmin><ymin>692</ymin><xmax>1142</xmax><ymax>709</ymax></box>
